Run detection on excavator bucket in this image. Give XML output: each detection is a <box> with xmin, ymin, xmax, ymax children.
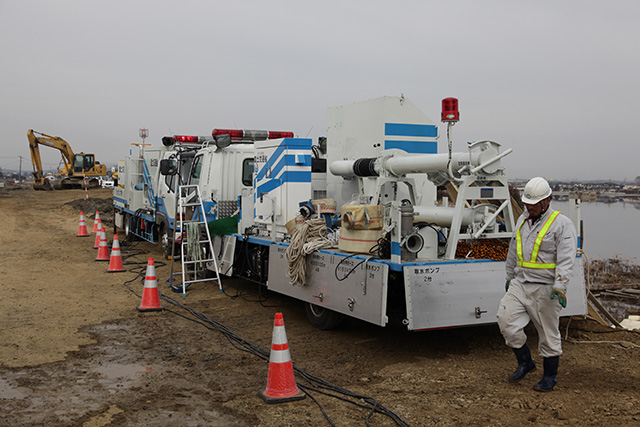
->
<box><xmin>32</xmin><ymin>171</ymin><xmax>54</xmax><ymax>191</ymax></box>
<box><xmin>33</xmin><ymin>181</ymin><xmax>53</xmax><ymax>191</ymax></box>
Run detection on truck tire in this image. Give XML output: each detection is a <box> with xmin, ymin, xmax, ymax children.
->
<box><xmin>159</xmin><ymin>223</ymin><xmax>172</xmax><ymax>260</ymax></box>
<box><xmin>123</xmin><ymin>213</ymin><xmax>133</xmax><ymax>242</ymax></box>
<box><xmin>304</xmin><ymin>303</ymin><xmax>344</xmax><ymax>330</ymax></box>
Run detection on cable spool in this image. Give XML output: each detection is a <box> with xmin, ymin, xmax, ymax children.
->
<box><xmin>342</xmin><ymin>212</ymin><xmax>355</xmax><ymax>230</ymax></box>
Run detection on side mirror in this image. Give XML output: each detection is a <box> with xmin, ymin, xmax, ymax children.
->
<box><xmin>214</xmin><ymin>134</ymin><xmax>232</xmax><ymax>148</ymax></box>
<box><xmin>159</xmin><ymin>159</ymin><xmax>178</xmax><ymax>176</ymax></box>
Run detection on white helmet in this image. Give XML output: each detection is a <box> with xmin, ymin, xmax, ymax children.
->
<box><xmin>521</xmin><ymin>177</ymin><xmax>552</xmax><ymax>204</ymax></box>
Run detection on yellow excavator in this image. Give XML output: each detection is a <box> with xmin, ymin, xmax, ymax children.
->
<box><xmin>27</xmin><ymin>129</ymin><xmax>106</xmax><ymax>190</ymax></box>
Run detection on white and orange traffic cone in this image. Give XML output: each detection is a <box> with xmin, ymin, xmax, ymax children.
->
<box><xmin>77</xmin><ymin>211</ymin><xmax>90</xmax><ymax>237</ymax></box>
<box><xmin>95</xmin><ymin>231</ymin><xmax>110</xmax><ymax>261</ymax></box>
<box><xmin>107</xmin><ymin>234</ymin><xmax>125</xmax><ymax>272</ymax></box>
<box><xmin>258</xmin><ymin>312</ymin><xmax>305</xmax><ymax>404</ymax></box>
<box><xmin>92</xmin><ymin>210</ymin><xmax>101</xmax><ymax>233</ymax></box>
<box><xmin>93</xmin><ymin>222</ymin><xmax>104</xmax><ymax>249</ymax></box>
<box><xmin>137</xmin><ymin>258</ymin><xmax>163</xmax><ymax>312</ymax></box>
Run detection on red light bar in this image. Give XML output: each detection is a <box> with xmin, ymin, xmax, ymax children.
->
<box><xmin>173</xmin><ymin>135</ymin><xmax>199</xmax><ymax>143</ymax></box>
<box><xmin>268</xmin><ymin>131</ymin><xmax>294</xmax><ymax>139</ymax></box>
<box><xmin>212</xmin><ymin>129</ymin><xmax>294</xmax><ymax>141</ymax></box>
<box><xmin>212</xmin><ymin>129</ymin><xmax>244</xmax><ymax>138</ymax></box>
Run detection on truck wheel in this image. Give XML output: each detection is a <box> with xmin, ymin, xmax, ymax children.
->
<box><xmin>160</xmin><ymin>224</ymin><xmax>172</xmax><ymax>260</ymax></box>
<box><xmin>304</xmin><ymin>303</ymin><xmax>344</xmax><ymax>330</ymax></box>
<box><xmin>123</xmin><ymin>213</ymin><xmax>133</xmax><ymax>242</ymax></box>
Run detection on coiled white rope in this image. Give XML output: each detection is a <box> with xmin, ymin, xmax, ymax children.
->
<box><xmin>286</xmin><ymin>217</ymin><xmax>337</xmax><ymax>286</ymax></box>
<box><xmin>185</xmin><ymin>222</ymin><xmax>203</xmax><ymax>271</ymax></box>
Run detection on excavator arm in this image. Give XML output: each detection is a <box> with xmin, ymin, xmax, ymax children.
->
<box><xmin>28</xmin><ymin>129</ymin><xmax>76</xmax><ymax>190</ymax></box>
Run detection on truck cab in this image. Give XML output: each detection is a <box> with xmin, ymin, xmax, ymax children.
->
<box><xmin>188</xmin><ymin>144</ymin><xmax>255</xmax><ymax>222</ymax></box>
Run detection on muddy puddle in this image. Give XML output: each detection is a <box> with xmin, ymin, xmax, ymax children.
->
<box><xmin>0</xmin><ymin>320</ymin><xmax>243</xmax><ymax>427</ymax></box>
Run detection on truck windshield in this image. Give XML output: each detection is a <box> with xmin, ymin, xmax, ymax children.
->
<box><xmin>190</xmin><ymin>156</ymin><xmax>202</xmax><ymax>186</ymax></box>
<box><xmin>180</xmin><ymin>157</ymin><xmax>193</xmax><ymax>186</ymax></box>
<box><xmin>165</xmin><ymin>156</ymin><xmax>195</xmax><ymax>193</ymax></box>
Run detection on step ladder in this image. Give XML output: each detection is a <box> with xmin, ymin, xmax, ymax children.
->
<box><xmin>173</xmin><ymin>185</ymin><xmax>222</xmax><ymax>296</ymax></box>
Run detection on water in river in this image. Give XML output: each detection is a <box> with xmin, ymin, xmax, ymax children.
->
<box><xmin>550</xmin><ymin>200</ymin><xmax>640</xmax><ymax>262</ymax></box>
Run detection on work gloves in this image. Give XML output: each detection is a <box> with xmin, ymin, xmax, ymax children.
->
<box><xmin>505</xmin><ymin>280</ymin><xmax>511</xmax><ymax>292</ymax></box>
<box><xmin>550</xmin><ymin>288</ymin><xmax>567</xmax><ymax>308</ymax></box>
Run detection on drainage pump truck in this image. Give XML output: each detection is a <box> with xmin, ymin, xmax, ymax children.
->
<box><xmin>113</xmin><ymin>96</ymin><xmax>587</xmax><ymax>330</ymax></box>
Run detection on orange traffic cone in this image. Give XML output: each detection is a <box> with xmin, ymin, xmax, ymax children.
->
<box><xmin>107</xmin><ymin>234</ymin><xmax>125</xmax><ymax>272</ymax></box>
<box><xmin>258</xmin><ymin>313</ymin><xmax>305</xmax><ymax>403</ymax></box>
<box><xmin>77</xmin><ymin>211</ymin><xmax>90</xmax><ymax>237</ymax></box>
<box><xmin>137</xmin><ymin>258</ymin><xmax>163</xmax><ymax>312</ymax></box>
<box><xmin>92</xmin><ymin>210</ymin><xmax>101</xmax><ymax>233</ymax></box>
<box><xmin>94</xmin><ymin>222</ymin><xmax>104</xmax><ymax>249</ymax></box>
<box><xmin>95</xmin><ymin>231</ymin><xmax>110</xmax><ymax>261</ymax></box>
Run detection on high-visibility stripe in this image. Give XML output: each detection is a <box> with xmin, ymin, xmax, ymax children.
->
<box><xmin>516</xmin><ymin>210</ymin><xmax>560</xmax><ymax>270</ymax></box>
<box><xmin>531</xmin><ymin>210</ymin><xmax>559</xmax><ymax>261</ymax></box>
<box><xmin>516</xmin><ymin>260</ymin><xmax>557</xmax><ymax>269</ymax></box>
<box><xmin>269</xmin><ymin>349</ymin><xmax>292</xmax><ymax>364</ymax></box>
<box><xmin>271</xmin><ymin>325</ymin><xmax>287</xmax><ymax>344</ymax></box>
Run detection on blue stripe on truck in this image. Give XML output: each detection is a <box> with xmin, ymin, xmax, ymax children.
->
<box><xmin>385</xmin><ymin>123</ymin><xmax>438</xmax><ymax>138</ymax></box>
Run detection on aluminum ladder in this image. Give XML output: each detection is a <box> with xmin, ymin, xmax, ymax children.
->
<box><xmin>175</xmin><ymin>185</ymin><xmax>222</xmax><ymax>296</ymax></box>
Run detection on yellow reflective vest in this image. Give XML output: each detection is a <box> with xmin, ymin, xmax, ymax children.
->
<box><xmin>506</xmin><ymin>208</ymin><xmax>578</xmax><ymax>291</ymax></box>
<box><xmin>516</xmin><ymin>210</ymin><xmax>560</xmax><ymax>269</ymax></box>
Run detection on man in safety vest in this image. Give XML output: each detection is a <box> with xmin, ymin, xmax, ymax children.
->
<box><xmin>497</xmin><ymin>177</ymin><xmax>577</xmax><ymax>392</ymax></box>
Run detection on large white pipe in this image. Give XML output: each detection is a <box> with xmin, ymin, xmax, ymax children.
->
<box><xmin>384</xmin><ymin>152</ymin><xmax>477</xmax><ymax>176</ymax></box>
<box><xmin>329</xmin><ymin>154</ymin><xmax>476</xmax><ymax>177</ymax></box>
<box><xmin>330</xmin><ymin>143</ymin><xmax>507</xmax><ymax>178</ymax></box>
<box><xmin>329</xmin><ymin>151</ymin><xmax>485</xmax><ymax>177</ymax></box>
<box><xmin>329</xmin><ymin>160</ymin><xmax>359</xmax><ymax>177</ymax></box>
<box><xmin>413</xmin><ymin>205</ymin><xmax>483</xmax><ymax>227</ymax></box>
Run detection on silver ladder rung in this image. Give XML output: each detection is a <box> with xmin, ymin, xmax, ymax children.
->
<box><xmin>183</xmin><ymin>277</ymin><xmax>220</xmax><ymax>285</ymax></box>
<box><xmin>183</xmin><ymin>259</ymin><xmax>217</xmax><ymax>265</ymax></box>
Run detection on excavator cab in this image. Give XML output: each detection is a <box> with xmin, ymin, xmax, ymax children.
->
<box><xmin>73</xmin><ymin>153</ymin><xmax>95</xmax><ymax>173</ymax></box>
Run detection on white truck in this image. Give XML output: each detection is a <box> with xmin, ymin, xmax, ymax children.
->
<box><xmin>112</xmin><ymin>132</ymin><xmax>291</xmax><ymax>258</ymax></box>
<box><xmin>117</xmin><ymin>96</ymin><xmax>588</xmax><ymax>331</ymax></box>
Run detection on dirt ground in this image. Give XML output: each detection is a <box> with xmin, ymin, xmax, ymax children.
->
<box><xmin>1</xmin><ymin>187</ymin><xmax>640</xmax><ymax>426</ymax></box>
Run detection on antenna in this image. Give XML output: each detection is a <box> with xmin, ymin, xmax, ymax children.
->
<box><xmin>305</xmin><ymin>125</ymin><xmax>314</xmax><ymax>138</ymax></box>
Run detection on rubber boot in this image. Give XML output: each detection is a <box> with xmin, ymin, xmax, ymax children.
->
<box><xmin>509</xmin><ymin>343</ymin><xmax>536</xmax><ymax>381</ymax></box>
<box><xmin>533</xmin><ymin>356</ymin><xmax>559</xmax><ymax>392</ymax></box>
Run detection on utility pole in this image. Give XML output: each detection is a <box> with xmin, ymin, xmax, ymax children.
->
<box><xmin>18</xmin><ymin>155</ymin><xmax>23</xmax><ymax>183</ymax></box>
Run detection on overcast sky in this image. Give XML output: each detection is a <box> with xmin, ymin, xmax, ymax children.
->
<box><xmin>1</xmin><ymin>1</ymin><xmax>638</xmax><ymax>181</ymax></box>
